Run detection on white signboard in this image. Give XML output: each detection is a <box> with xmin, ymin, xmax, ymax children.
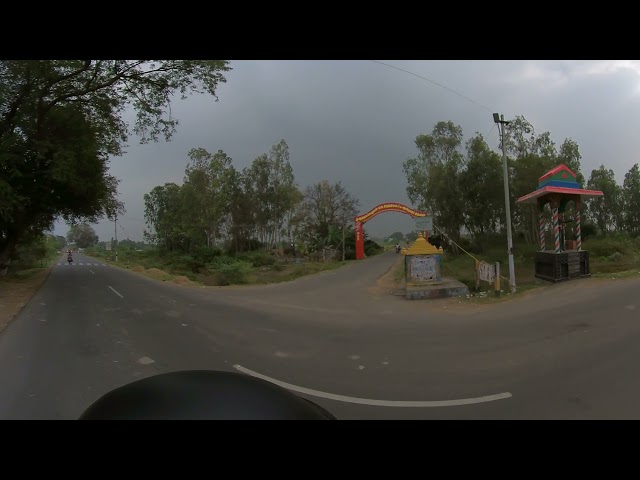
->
<box><xmin>410</xmin><ymin>255</ymin><xmax>437</xmax><ymax>282</ymax></box>
<box><xmin>105</xmin><ymin>241</ymin><xmax>112</xmax><ymax>251</ymax></box>
<box><xmin>477</xmin><ymin>261</ymin><xmax>495</xmax><ymax>283</ymax></box>
<box><xmin>415</xmin><ymin>217</ymin><xmax>433</xmax><ymax>231</ymax></box>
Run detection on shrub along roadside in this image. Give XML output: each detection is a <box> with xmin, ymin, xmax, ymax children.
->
<box><xmin>84</xmin><ymin>245</ymin><xmax>359</xmax><ymax>286</ymax></box>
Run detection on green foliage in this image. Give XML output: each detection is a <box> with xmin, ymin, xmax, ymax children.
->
<box><xmin>142</xmin><ymin>140</ymin><xmax>336</xmax><ymax>257</ymax></box>
<box><xmin>66</xmin><ymin>224</ymin><xmax>98</xmax><ymax>248</ymax></box>
<box><xmin>405</xmin><ymin>231</ymin><xmax>419</xmax><ymax>242</ymax></box>
<box><xmin>400</xmin><ymin>115</ymin><xmax>640</xmax><ymax>249</ymax></box>
<box><xmin>53</xmin><ymin>235</ymin><xmax>66</xmax><ymax>250</ymax></box>
<box><xmin>364</xmin><ymin>239</ymin><xmax>383</xmax><ymax>256</ymax></box>
<box><xmin>403</xmin><ymin>121</ymin><xmax>465</xmax><ymax>242</ymax></box>
<box><xmin>297</xmin><ymin>179</ymin><xmax>359</xmax><ymax>254</ymax></box>
<box><xmin>583</xmin><ymin>234</ymin><xmax>640</xmax><ymax>257</ymax></box>
<box><xmin>623</xmin><ymin>163</ymin><xmax>640</xmax><ymax>235</ymax></box>
<box><xmin>586</xmin><ymin>165</ymin><xmax>623</xmax><ymax>234</ymax></box>
<box><xmin>234</xmin><ymin>251</ymin><xmax>276</xmax><ymax>267</ymax></box>
<box><xmin>459</xmin><ymin>134</ymin><xmax>504</xmax><ymax>237</ymax></box>
<box><xmin>7</xmin><ymin>233</ymin><xmax>59</xmax><ymax>270</ymax></box>
<box><xmin>581</xmin><ymin>222</ymin><xmax>597</xmax><ymax>240</ymax></box>
<box><xmin>213</xmin><ymin>260</ymin><xmax>252</xmax><ymax>285</ymax></box>
<box><xmin>0</xmin><ymin>60</ymin><xmax>231</xmax><ymax>264</ymax></box>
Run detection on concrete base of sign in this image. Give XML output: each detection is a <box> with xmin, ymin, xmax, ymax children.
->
<box><xmin>405</xmin><ymin>277</ymin><xmax>469</xmax><ymax>300</ymax></box>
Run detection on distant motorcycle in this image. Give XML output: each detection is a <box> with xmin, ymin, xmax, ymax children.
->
<box><xmin>67</xmin><ymin>255</ymin><xmax>73</xmax><ymax>264</ymax></box>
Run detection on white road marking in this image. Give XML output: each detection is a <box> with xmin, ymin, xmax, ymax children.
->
<box><xmin>233</xmin><ymin>364</ymin><xmax>513</xmax><ymax>408</ymax></box>
<box><xmin>57</xmin><ymin>263</ymin><xmax>61</xmax><ymax>266</ymax></box>
<box><xmin>79</xmin><ymin>262</ymin><xmax>83</xmax><ymax>265</ymax></box>
<box><xmin>89</xmin><ymin>270</ymin><xmax>95</xmax><ymax>275</ymax></box>
<box><xmin>108</xmin><ymin>286</ymin><xmax>124</xmax><ymax>298</ymax></box>
<box><xmin>138</xmin><ymin>357</ymin><xmax>155</xmax><ymax>365</ymax></box>
<box><xmin>94</xmin><ymin>263</ymin><xmax>99</xmax><ymax>266</ymax></box>
<box><xmin>101</xmin><ymin>264</ymin><xmax>106</xmax><ymax>267</ymax></box>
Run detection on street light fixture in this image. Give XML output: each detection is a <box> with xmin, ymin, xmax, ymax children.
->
<box><xmin>493</xmin><ymin>113</ymin><xmax>516</xmax><ymax>293</ymax></box>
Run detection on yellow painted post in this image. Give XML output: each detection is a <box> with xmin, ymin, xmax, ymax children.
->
<box><xmin>495</xmin><ymin>262</ymin><xmax>500</xmax><ymax>296</ymax></box>
<box><xmin>475</xmin><ymin>260</ymin><xmax>480</xmax><ymax>290</ymax></box>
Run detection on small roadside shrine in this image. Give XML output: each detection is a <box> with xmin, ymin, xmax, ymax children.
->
<box><xmin>403</xmin><ymin>232</ymin><xmax>444</xmax><ymax>286</ymax></box>
<box><xmin>516</xmin><ymin>164</ymin><xmax>604</xmax><ymax>282</ymax></box>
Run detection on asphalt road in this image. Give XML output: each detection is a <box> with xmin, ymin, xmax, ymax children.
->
<box><xmin>1</xmin><ymin>251</ymin><xmax>640</xmax><ymax>419</ymax></box>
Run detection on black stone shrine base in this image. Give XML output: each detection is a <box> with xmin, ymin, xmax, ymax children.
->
<box><xmin>534</xmin><ymin>250</ymin><xmax>591</xmax><ymax>283</ymax></box>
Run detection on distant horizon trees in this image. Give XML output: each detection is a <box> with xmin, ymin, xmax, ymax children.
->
<box><xmin>143</xmin><ymin>139</ymin><xmax>363</xmax><ymax>258</ymax></box>
<box><xmin>403</xmin><ymin>117</ymin><xmax>640</xmax><ymax>251</ymax></box>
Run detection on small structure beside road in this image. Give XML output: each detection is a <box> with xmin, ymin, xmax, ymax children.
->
<box><xmin>516</xmin><ymin>164</ymin><xmax>604</xmax><ymax>282</ymax></box>
<box><xmin>402</xmin><ymin>232</ymin><xmax>469</xmax><ymax>300</ymax></box>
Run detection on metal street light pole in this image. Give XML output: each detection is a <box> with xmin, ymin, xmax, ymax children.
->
<box><xmin>493</xmin><ymin>113</ymin><xmax>516</xmax><ymax>293</ymax></box>
<box><xmin>114</xmin><ymin>212</ymin><xmax>118</xmax><ymax>263</ymax></box>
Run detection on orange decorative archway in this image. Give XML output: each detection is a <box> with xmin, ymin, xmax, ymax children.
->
<box><xmin>354</xmin><ymin>203</ymin><xmax>427</xmax><ymax>260</ymax></box>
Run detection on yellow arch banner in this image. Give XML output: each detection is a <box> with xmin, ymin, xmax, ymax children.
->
<box><xmin>355</xmin><ymin>203</ymin><xmax>427</xmax><ymax>224</ymax></box>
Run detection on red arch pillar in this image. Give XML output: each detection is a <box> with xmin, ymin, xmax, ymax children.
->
<box><xmin>355</xmin><ymin>221</ymin><xmax>364</xmax><ymax>259</ymax></box>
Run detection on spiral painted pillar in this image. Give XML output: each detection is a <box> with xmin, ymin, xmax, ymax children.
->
<box><xmin>552</xmin><ymin>207</ymin><xmax>560</xmax><ymax>253</ymax></box>
<box><xmin>539</xmin><ymin>211</ymin><xmax>546</xmax><ymax>251</ymax></box>
<box><xmin>575</xmin><ymin>202</ymin><xmax>582</xmax><ymax>251</ymax></box>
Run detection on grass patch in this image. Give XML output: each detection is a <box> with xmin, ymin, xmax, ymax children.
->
<box><xmin>250</xmin><ymin>260</ymin><xmax>349</xmax><ymax>284</ymax></box>
<box><xmin>11</xmin><ymin>267</ymin><xmax>48</xmax><ymax>280</ymax></box>
<box><xmin>84</xmin><ymin>246</ymin><xmax>352</xmax><ymax>287</ymax></box>
<box><xmin>393</xmin><ymin>260</ymin><xmax>405</xmax><ymax>283</ymax></box>
<box><xmin>440</xmin><ymin>234</ymin><xmax>640</xmax><ymax>304</ymax></box>
<box><xmin>0</xmin><ymin>266</ymin><xmax>52</xmax><ymax>332</ymax></box>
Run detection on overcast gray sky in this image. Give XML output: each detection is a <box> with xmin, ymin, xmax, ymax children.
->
<box><xmin>53</xmin><ymin>60</ymin><xmax>640</xmax><ymax>242</ymax></box>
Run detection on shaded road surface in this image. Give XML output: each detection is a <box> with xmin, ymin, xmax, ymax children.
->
<box><xmin>1</xmin><ymin>251</ymin><xmax>640</xmax><ymax>419</ymax></box>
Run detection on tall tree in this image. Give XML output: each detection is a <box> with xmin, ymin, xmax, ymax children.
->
<box><xmin>298</xmin><ymin>180</ymin><xmax>359</xmax><ymax>252</ymax></box>
<box><xmin>66</xmin><ymin>224</ymin><xmax>98</xmax><ymax>248</ymax></box>
<box><xmin>245</xmin><ymin>139</ymin><xmax>299</xmax><ymax>246</ymax></box>
<box><xmin>403</xmin><ymin>121</ymin><xmax>466</xmax><ymax>243</ymax></box>
<box><xmin>180</xmin><ymin>148</ymin><xmax>236</xmax><ymax>248</ymax></box>
<box><xmin>143</xmin><ymin>182</ymin><xmax>187</xmax><ymax>251</ymax></box>
<box><xmin>622</xmin><ymin>163</ymin><xmax>640</xmax><ymax>235</ymax></box>
<box><xmin>459</xmin><ymin>133</ymin><xmax>504</xmax><ymax>240</ymax></box>
<box><xmin>586</xmin><ymin>165</ymin><xmax>623</xmax><ymax>234</ymax></box>
<box><xmin>557</xmin><ymin>138</ymin><xmax>585</xmax><ymax>186</ymax></box>
<box><xmin>0</xmin><ymin>60</ymin><xmax>230</xmax><ymax>264</ymax></box>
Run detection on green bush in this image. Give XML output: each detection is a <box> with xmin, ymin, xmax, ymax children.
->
<box><xmin>235</xmin><ymin>251</ymin><xmax>276</xmax><ymax>267</ymax></box>
<box><xmin>584</xmin><ymin>235</ymin><xmax>638</xmax><ymax>257</ymax></box>
<box><xmin>215</xmin><ymin>260</ymin><xmax>252</xmax><ymax>285</ymax></box>
<box><xmin>581</xmin><ymin>223</ymin><xmax>597</xmax><ymax>240</ymax></box>
<box><xmin>364</xmin><ymin>239</ymin><xmax>383</xmax><ymax>256</ymax></box>
<box><xmin>11</xmin><ymin>236</ymin><xmax>51</xmax><ymax>269</ymax></box>
<box><xmin>608</xmin><ymin>251</ymin><xmax>624</xmax><ymax>262</ymax></box>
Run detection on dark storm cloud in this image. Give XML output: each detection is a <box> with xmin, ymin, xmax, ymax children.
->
<box><xmin>53</xmin><ymin>60</ymin><xmax>640</xmax><ymax>241</ymax></box>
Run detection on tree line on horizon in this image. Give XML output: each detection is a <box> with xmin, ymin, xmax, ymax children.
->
<box><xmin>142</xmin><ymin>139</ymin><xmax>372</xmax><ymax>259</ymax></box>
<box><xmin>403</xmin><ymin>117</ymin><xmax>640</xmax><ymax>250</ymax></box>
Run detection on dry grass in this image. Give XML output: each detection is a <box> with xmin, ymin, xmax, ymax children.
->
<box><xmin>172</xmin><ymin>275</ymin><xmax>192</xmax><ymax>285</ymax></box>
<box><xmin>0</xmin><ymin>267</ymin><xmax>52</xmax><ymax>332</ymax></box>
